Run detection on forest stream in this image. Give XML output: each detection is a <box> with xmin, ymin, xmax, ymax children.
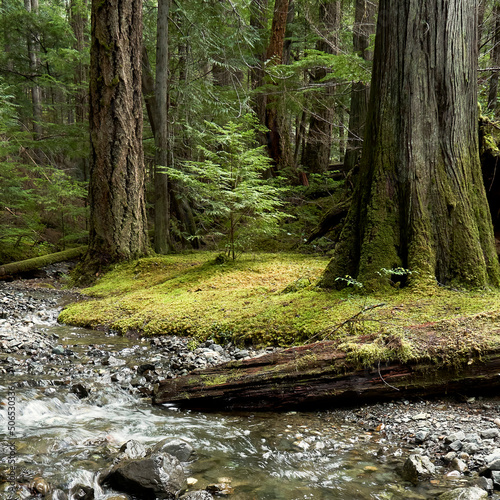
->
<box><xmin>1</xmin><ymin>280</ymin><xmax>500</xmax><ymax>500</ymax></box>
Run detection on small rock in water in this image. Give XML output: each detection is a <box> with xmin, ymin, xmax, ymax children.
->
<box><xmin>450</xmin><ymin>457</ymin><xmax>467</xmax><ymax>473</ymax></box>
<box><xmin>400</xmin><ymin>454</ymin><xmax>436</xmax><ymax>484</ymax></box>
<box><xmin>206</xmin><ymin>483</ymin><xmax>233</xmax><ymax>496</ymax></box>
<box><xmin>181</xmin><ymin>492</ymin><xmax>214</xmax><ymax>500</ymax></box>
<box><xmin>153</xmin><ymin>438</ymin><xmax>196</xmax><ymax>463</ymax></box>
<box><xmin>438</xmin><ymin>486</ymin><xmax>488</xmax><ymax>500</ymax></box>
<box><xmin>71</xmin><ymin>383</ymin><xmax>90</xmax><ymax>399</ymax></box>
<box><xmin>119</xmin><ymin>439</ymin><xmax>147</xmax><ymax>460</ymax></box>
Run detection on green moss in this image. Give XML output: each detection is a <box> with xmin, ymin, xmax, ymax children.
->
<box><xmin>58</xmin><ymin>252</ymin><xmax>500</xmax><ymax>369</ymax></box>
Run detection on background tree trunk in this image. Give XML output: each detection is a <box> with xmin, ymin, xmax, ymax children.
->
<box><xmin>344</xmin><ymin>0</ymin><xmax>377</xmax><ymax>172</ymax></box>
<box><xmin>302</xmin><ymin>1</ymin><xmax>341</xmax><ymax>174</ymax></box>
<box><xmin>154</xmin><ymin>0</ymin><xmax>172</xmax><ymax>254</ymax></box>
<box><xmin>87</xmin><ymin>0</ymin><xmax>148</xmax><ymax>265</ymax></box>
<box><xmin>321</xmin><ymin>0</ymin><xmax>500</xmax><ymax>290</ymax></box>
<box><xmin>25</xmin><ymin>0</ymin><xmax>42</xmax><ymax>140</ymax></box>
<box><xmin>488</xmin><ymin>3</ymin><xmax>500</xmax><ymax>114</ymax></box>
<box><xmin>264</xmin><ymin>0</ymin><xmax>291</xmax><ymax>169</ymax></box>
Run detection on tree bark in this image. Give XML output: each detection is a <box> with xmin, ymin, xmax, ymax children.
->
<box><xmin>24</xmin><ymin>0</ymin><xmax>42</xmax><ymax>140</ymax></box>
<box><xmin>153</xmin><ymin>340</ymin><xmax>500</xmax><ymax>411</ymax></box>
<box><xmin>301</xmin><ymin>1</ymin><xmax>341</xmax><ymax>174</ymax></box>
<box><xmin>488</xmin><ymin>3</ymin><xmax>500</xmax><ymax>114</ymax></box>
<box><xmin>69</xmin><ymin>0</ymin><xmax>89</xmax><ymax>125</ymax></box>
<box><xmin>344</xmin><ymin>0</ymin><xmax>377</xmax><ymax>172</ymax></box>
<box><xmin>250</xmin><ymin>0</ymin><xmax>269</xmax><ymax>140</ymax></box>
<box><xmin>264</xmin><ymin>0</ymin><xmax>291</xmax><ymax>169</ymax></box>
<box><xmin>154</xmin><ymin>0</ymin><xmax>172</xmax><ymax>254</ymax></box>
<box><xmin>321</xmin><ymin>0</ymin><xmax>500</xmax><ymax>290</ymax></box>
<box><xmin>87</xmin><ymin>0</ymin><xmax>148</xmax><ymax>265</ymax></box>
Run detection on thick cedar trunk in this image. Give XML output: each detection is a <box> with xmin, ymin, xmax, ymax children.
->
<box><xmin>302</xmin><ymin>1</ymin><xmax>340</xmax><ymax>174</ymax></box>
<box><xmin>154</xmin><ymin>0</ymin><xmax>171</xmax><ymax>254</ymax></box>
<box><xmin>344</xmin><ymin>0</ymin><xmax>377</xmax><ymax>172</ymax></box>
<box><xmin>264</xmin><ymin>0</ymin><xmax>290</xmax><ymax>168</ymax></box>
<box><xmin>88</xmin><ymin>0</ymin><xmax>148</xmax><ymax>264</ymax></box>
<box><xmin>321</xmin><ymin>0</ymin><xmax>500</xmax><ymax>290</ymax></box>
<box><xmin>153</xmin><ymin>340</ymin><xmax>500</xmax><ymax>411</ymax></box>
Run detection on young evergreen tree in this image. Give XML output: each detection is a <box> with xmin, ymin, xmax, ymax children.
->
<box><xmin>321</xmin><ymin>0</ymin><xmax>500</xmax><ymax>290</ymax></box>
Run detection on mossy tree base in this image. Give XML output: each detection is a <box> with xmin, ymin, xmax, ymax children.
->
<box><xmin>321</xmin><ymin>0</ymin><xmax>500</xmax><ymax>291</ymax></box>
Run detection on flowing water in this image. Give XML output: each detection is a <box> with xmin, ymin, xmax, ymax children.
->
<box><xmin>0</xmin><ymin>294</ymin><xmax>484</xmax><ymax>499</ymax></box>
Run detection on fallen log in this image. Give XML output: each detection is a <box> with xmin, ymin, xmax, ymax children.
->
<box><xmin>0</xmin><ymin>246</ymin><xmax>87</xmax><ymax>278</ymax></box>
<box><xmin>153</xmin><ymin>341</ymin><xmax>500</xmax><ymax>411</ymax></box>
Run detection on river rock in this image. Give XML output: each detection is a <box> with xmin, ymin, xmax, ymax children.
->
<box><xmin>400</xmin><ymin>454</ymin><xmax>436</xmax><ymax>484</ymax></box>
<box><xmin>438</xmin><ymin>486</ymin><xmax>488</xmax><ymax>500</ymax></box>
<box><xmin>481</xmin><ymin>428</ymin><xmax>499</xmax><ymax>439</ymax></box>
<box><xmin>102</xmin><ymin>452</ymin><xmax>187</xmax><ymax>499</ymax></box>
<box><xmin>450</xmin><ymin>457</ymin><xmax>467</xmax><ymax>473</ymax></box>
<box><xmin>119</xmin><ymin>440</ymin><xmax>147</xmax><ymax>460</ymax></box>
<box><xmin>46</xmin><ymin>489</ymin><xmax>68</xmax><ymax>500</ymax></box>
<box><xmin>180</xmin><ymin>492</ymin><xmax>214</xmax><ymax>500</ymax></box>
<box><xmin>69</xmin><ymin>484</ymin><xmax>94</xmax><ymax>500</ymax></box>
<box><xmin>153</xmin><ymin>438</ymin><xmax>196</xmax><ymax>463</ymax></box>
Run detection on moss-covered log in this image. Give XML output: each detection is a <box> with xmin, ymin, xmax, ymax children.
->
<box><xmin>0</xmin><ymin>246</ymin><xmax>87</xmax><ymax>277</ymax></box>
<box><xmin>153</xmin><ymin>340</ymin><xmax>500</xmax><ymax>412</ymax></box>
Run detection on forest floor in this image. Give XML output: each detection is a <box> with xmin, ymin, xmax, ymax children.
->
<box><xmin>57</xmin><ymin>251</ymin><xmax>500</xmax><ymax>371</ymax></box>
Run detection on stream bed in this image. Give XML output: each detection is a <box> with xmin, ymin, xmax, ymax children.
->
<box><xmin>1</xmin><ymin>281</ymin><xmax>499</xmax><ymax>499</ymax></box>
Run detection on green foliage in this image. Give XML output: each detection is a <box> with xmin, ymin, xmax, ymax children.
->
<box><xmin>164</xmin><ymin>116</ymin><xmax>289</xmax><ymax>259</ymax></box>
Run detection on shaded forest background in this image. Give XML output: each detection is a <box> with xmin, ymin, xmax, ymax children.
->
<box><xmin>1</xmin><ymin>0</ymin><xmax>499</xmax><ymax>267</ymax></box>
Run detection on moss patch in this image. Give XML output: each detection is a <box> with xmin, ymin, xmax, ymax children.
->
<box><xmin>59</xmin><ymin>252</ymin><xmax>500</xmax><ymax>366</ymax></box>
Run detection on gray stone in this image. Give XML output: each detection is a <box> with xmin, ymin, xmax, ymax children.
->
<box><xmin>462</xmin><ymin>442</ymin><xmax>480</xmax><ymax>455</ymax></box>
<box><xmin>153</xmin><ymin>439</ymin><xmax>196</xmax><ymax>463</ymax></box>
<box><xmin>449</xmin><ymin>440</ymin><xmax>463</xmax><ymax>452</ymax></box>
<box><xmin>450</xmin><ymin>458</ymin><xmax>467</xmax><ymax>473</ymax></box>
<box><xmin>481</xmin><ymin>428</ymin><xmax>499</xmax><ymax>439</ymax></box>
<box><xmin>487</xmin><ymin>458</ymin><xmax>500</xmax><ymax>471</ymax></box>
<box><xmin>443</xmin><ymin>452</ymin><xmax>457</xmax><ymax>464</ymax></box>
<box><xmin>445</xmin><ymin>431</ymin><xmax>466</xmax><ymax>444</ymax></box>
<box><xmin>103</xmin><ymin>452</ymin><xmax>187</xmax><ymax>499</ymax></box>
<box><xmin>120</xmin><ymin>440</ymin><xmax>147</xmax><ymax>460</ymax></box>
<box><xmin>400</xmin><ymin>454</ymin><xmax>436</xmax><ymax>484</ymax></box>
<box><xmin>475</xmin><ymin>476</ymin><xmax>493</xmax><ymax>493</ymax></box>
<box><xmin>485</xmin><ymin>449</ymin><xmax>500</xmax><ymax>463</ymax></box>
<box><xmin>415</xmin><ymin>430</ymin><xmax>429</xmax><ymax>443</ymax></box>
<box><xmin>52</xmin><ymin>345</ymin><xmax>65</xmax><ymax>355</ymax></box>
<box><xmin>492</xmin><ymin>470</ymin><xmax>500</xmax><ymax>490</ymax></box>
<box><xmin>180</xmin><ymin>492</ymin><xmax>214</xmax><ymax>500</ymax></box>
<box><xmin>438</xmin><ymin>486</ymin><xmax>488</xmax><ymax>500</ymax></box>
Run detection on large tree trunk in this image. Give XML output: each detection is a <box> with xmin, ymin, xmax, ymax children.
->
<box><xmin>321</xmin><ymin>0</ymin><xmax>500</xmax><ymax>290</ymax></box>
<box><xmin>87</xmin><ymin>0</ymin><xmax>148</xmax><ymax>265</ymax></box>
<box><xmin>301</xmin><ymin>1</ymin><xmax>340</xmax><ymax>174</ymax></box>
<box><xmin>344</xmin><ymin>0</ymin><xmax>377</xmax><ymax>172</ymax></box>
<box><xmin>154</xmin><ymin>0</ymin><xmax>172</xmax><ymax>254</ymax></box>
